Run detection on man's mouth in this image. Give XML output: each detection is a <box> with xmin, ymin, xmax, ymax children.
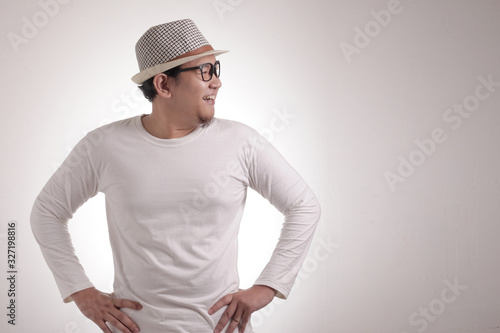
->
<box><xmin>203</xmin><ymin>95</ymin><xmax>215</xmax><ymax>101</ymax></box>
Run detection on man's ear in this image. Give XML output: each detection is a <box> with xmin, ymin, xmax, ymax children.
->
<box><xmin>153</xmin><ymin>73</ymin><xmax>173</xmax><ymax>98</ymax></box>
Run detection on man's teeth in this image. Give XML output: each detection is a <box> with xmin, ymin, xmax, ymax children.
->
<box><xmin>203</xmin><ymin>95</ymin><xmax>215</xmax><ymax>100</ymax></box>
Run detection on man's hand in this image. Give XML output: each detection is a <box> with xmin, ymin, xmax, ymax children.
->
<box><xmin>71</xmin><ymin>287</ymin><xmax>142</xmax><ymax>333</ymax></box>
<box><xmin>208</xmin><ymin>285</ymin><xmax>277</xmax><ymax>333</ymax></box>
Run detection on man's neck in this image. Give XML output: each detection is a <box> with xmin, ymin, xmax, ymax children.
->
<box><xmin>141</xmin><ymin>110</ymin><xmax>198</xmax><ymax>139</ymax></box>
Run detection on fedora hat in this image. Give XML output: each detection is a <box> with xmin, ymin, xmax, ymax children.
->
<box><xmin>131</xmin><ymin>19</ymin><xmax>229</xmax><ymax>84</ymax></box>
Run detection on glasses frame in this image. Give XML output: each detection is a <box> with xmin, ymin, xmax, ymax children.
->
<box><xmin>177</xmin><ymin>60</ymin><xmax>221</xmax><ymax>82</ymax></box>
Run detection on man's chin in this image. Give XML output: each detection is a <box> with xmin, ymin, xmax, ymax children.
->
<box><xmin>198</xmin><ymin>111</ymin><xmax>215</xmax><ymax>127</ymax></box>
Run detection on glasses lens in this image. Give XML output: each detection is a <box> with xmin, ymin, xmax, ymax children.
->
<box><xmin>214</xmin><ymin>61</ymin><xmax>220</xmax><ymax>78</ymax></box>
<box><xmin>200</xmin><ymin>63</ymin><xmax>212</xmax><ymax>81</ymax></box>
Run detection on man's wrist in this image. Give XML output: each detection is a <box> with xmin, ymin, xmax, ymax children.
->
<box><xmin>253</xmin><ymin>284</ymin><xmax>278</xmax><ymax>297</ymax></box>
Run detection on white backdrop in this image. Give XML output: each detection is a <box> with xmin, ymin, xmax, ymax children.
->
<box><xmin>1</xmin><ymin>0</ymin><xmax>500</xmax><ymax>332</ymax></box>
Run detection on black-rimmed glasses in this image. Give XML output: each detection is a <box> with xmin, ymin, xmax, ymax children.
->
<box><xmin>178</xmin><ymin>60</ymin><xmax>221</xmax><ymax>82</ymax></box>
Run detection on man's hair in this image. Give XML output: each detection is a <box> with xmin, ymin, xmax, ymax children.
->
<box><xmin>138</xmin><ymin>66</ymin><xmax>181</xmax><ymax>102</ymax></box>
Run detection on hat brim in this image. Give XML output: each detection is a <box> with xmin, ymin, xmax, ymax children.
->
<box><xmin>131</xmin><ymin>49</ymin><xmax>229</xmax><ymax>84</ymax></box>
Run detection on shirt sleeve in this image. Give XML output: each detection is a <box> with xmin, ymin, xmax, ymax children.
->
<box><xmin>247</xmin><ymin>133</ymin><xmax>321</xmax><ymax>299</ymax></box>
<box><xmin>30</xmin><ymin>135</ymin><xmax>99</xmax><ymax>302</ymax></box>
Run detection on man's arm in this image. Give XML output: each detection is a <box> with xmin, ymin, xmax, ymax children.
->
<box><xmin>209</xmin><ymin>130</ymin><xmax>321</xmax><ymax>332</ymax></box>
<box><xmin>30</xmin><ymin>136</ymin><xmax>99</xmax><ymax>301</ymax></box>
<box><xmin>247</xmin><ymin>132</ymin><xmax>322</xmax><ymax>298</ymax></box>
<box><xmin>30</xmin><ymin>135</ymin><xmax>142</xmax><ymax>333</ymax></box>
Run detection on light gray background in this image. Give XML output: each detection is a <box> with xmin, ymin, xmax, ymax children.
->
<box><xmin>1</xmin><ymin>0</ymin><xmax>499</xmax><ymax>332</ymax></box>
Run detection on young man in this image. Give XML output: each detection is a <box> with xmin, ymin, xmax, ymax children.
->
<box><xmin>31</xmin><ymin>19</ymin><xmax>321</xmax><ymax>333</ymax></box>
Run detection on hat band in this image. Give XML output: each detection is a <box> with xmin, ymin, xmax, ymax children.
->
<box><xmin>170</xmin><ymin>44</ymin><xmax>214</xmax><ymax>63</ymax></box>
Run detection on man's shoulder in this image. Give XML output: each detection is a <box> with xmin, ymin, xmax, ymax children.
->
<box><xmin>92</xmin><ymin>115</ymin><xmax>139</xmax><ymax>135</ymax></box>
<box><xmin>79</xmin><ymin>116</ymin><xmax>140</xmax><ymax>152</ymax></box>
<box><xmin>87</xmin><ymin>116</ymin><xmax>140</xmax><ymax>139</ymax></box>
<box><xmin>211</xmin><ymin>118</ymin><xmax>257</xmax><ymax>136</ymax></box>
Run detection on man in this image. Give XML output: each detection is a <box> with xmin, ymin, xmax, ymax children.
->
<box><xmin>31</xmin><ymin>19</ymin><xmax>321</xmax><ymax>333</ymax></box>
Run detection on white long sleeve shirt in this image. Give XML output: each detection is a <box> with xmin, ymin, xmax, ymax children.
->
<box><xmin>31</xmin><ymin>116</ymin><xmax>320</xmax><ymax>332</ymax></box>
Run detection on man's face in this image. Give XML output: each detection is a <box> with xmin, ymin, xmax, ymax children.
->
<box><xmin>169</xmin><ymin>55</ymin><xmax>222</xmax><ymax>126</ymax></box>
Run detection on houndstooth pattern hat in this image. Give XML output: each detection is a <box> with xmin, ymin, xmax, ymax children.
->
<box><xmin>131</xmin><ymin>19</ymin><xmax>228</xmax><ymax>84</ymax></box>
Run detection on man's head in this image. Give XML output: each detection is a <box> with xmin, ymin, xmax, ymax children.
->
<box><xmin>133</xmin><ymin>19</ymin><xmax>227</xmax><ymax>126</ymax></box>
